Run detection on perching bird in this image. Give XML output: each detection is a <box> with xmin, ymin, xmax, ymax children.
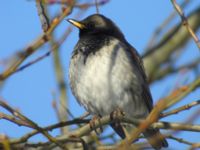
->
<box><xmin>68</xmin><ymin>14</ymin><xmax>168</xmax><ymax>149</ymax></box>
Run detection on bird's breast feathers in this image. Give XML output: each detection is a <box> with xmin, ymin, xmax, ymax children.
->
<box><xmin>69</xmin><ymin>38</ymin><xmax>149</xmax><ymax>117</ymax></box>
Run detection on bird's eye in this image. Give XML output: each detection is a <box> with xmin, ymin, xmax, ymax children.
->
<box><xmin>87</xmin><ymin>23</ymin><xmax>94</xmax><ymax>29</ymax></box>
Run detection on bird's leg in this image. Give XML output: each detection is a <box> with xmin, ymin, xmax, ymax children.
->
<box><xmin>79</xmin><ymin>112</ymin><xmax>90</xmax><ymax>119</ymax></box>
<box><xmin>89</xmin><ymin>115</ymin><xmax>103</xmax><ymax>134</ymax></box>
<box><xmin>110</xmin><ymin>107</ymin><xmax>125</xmax><ymax>126</ymax></box>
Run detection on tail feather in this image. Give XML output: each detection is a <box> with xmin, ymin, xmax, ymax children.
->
<box><xmin>111</xmin><ymin>123</ymin><xmax>168</xmax><ymax>150</ymax></box>
<box><xmin>110</xmin><ymin>122</ymin><xmax>126</xmax><ymax>139</ymax></box>
<box><xmin>144</xmin><ymin>128</ymin><xmax>168</xmax><ymax>150</ymax></box>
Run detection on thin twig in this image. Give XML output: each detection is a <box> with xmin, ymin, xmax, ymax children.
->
<box><xmin>161</xmin><ymin>99</ymin><xmax>200</xmax><ymax>118</ymax></box>
<box><xmin>0</xmin><ymin>135</ymin><xmax>11</xmax><ymax>150</ymax></box>
<box><xmin>10</xmin><ymin>7</ymin><xmax>88</xmax><ymax>78</ymax></box>
<box><xmin>0</xmin><ymin>112</ymin><xmax>31</xmax><ymax>127</ymax></box>
<box><xmin>143</xmin><ymin>6</ymin><xmax>200</xmax><ymax>78</ymax></box>
<box><xmin>41</xmin><ymin>0</ymin><xmax>110</xmax><ymax>9</ymax></box>
<box><xmin>171</xmin><ymin>0</ymin><xmax>200</xmax><ymax>50</ymax></box>
<box><xmin>0</xmin><ymin>2</ymin><xmax>75</xmax><ymax>81</ymax></box>
<box><xmin>151</xmin><ymin>58</ymin><xmax>200</xmax><ymax>82</ymax></box>
<box><xmin>145</xmin><ymin>0</ymin><xmax>191</xmax><ymax>50</ymax></box>
<box><xmin>7</xmin><ymin>118</ymin><xmax>89</xmax><ymax>145</ymax></box>
<box><xmin>118</xmin><ymin>77</ymin><xmax>200</xmax><ymax>148</ymax></box>
<box><xmin>51</xmin><ymin>8</ymin><xmax>89</xmax><ymax>134</ymax></box>
<box><xmin>190</xmin><ymin>143</ymin><xmax>200</xmax><ymax>150</ymax></box>
<box><xmin>5</xmin><ymin>115</ymin><xmax>200</xmax><ymax>148</ymax></box>
<box><xmin>36</xmin><ymin>0</ymin><xmax>50</xmax><ymax>32</ymax></box>
<box><xmin>14</xmin><ymin>51</ymin><xmax>51</xmax><ymax>74</ymax></box>
<box><xmin>0</xmin><ymin>100</ymin><xmax>67</xmax><ymax>149</ymax></box>
<box><xmin>95</xmin><ymin>0</ymin><xmax>100</xmax><ymax>14</ymax></box>
<box><xmin>61</xmin><ymin>0</ymin><xmax>67</xmax><ymax>12</ymax></box>
<box><xmin>167</xmin><ymin>135</ymin><xmax>194</xmax><ymax>145</ymax></box>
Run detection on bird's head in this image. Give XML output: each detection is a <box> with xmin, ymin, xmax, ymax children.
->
<box><xmin>67</xmin><ymin>14</ymin><xmax>125</xmax><ymax>41</ymax></box>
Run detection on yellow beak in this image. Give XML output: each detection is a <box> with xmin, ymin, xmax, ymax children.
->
<box><xmin>67</xmin><ymin>19</ymin><xmax>86</xmax><ymax>29</ymax></box>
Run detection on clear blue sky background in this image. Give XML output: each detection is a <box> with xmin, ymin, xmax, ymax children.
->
<box><xmin>0</xmin><ymin>0</ymin><xmax>200</xmax><ymax>149</ymax></box>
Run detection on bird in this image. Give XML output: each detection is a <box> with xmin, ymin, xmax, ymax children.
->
<box><xmin>68</xmin><ymin>14</ymin><xmax>168</xmax><ymax>149</ymax></box>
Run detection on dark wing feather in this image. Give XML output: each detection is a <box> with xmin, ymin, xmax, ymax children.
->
<box><xmin>109</xmin><ymin>41</ymin><xmax>153</xmax><ymax>140</ymax></box>
<box><xmin>126</xmin><ymin>44</ymin><xmax>168</xmax><ymax>149</ymax></box>
<box><xmin>127</xmin><ymin>42</ymin><xmax>153</xmax><ymax>111</ymax></box>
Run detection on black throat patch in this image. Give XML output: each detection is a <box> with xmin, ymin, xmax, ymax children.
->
<box><xmin>72</xmin><ymin>34</ymin><xmax>111</xmax><ymax>64</ymax></box>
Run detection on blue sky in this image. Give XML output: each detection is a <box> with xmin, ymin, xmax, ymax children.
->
<box><xmin>0</xmin><ymin>0</ymin><xmax>200</xmax><ymax>149</ymax></box>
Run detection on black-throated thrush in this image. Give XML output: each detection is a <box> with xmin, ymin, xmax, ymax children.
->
<box><xmin>68</xmin><ymin>14</ymin><xmax>168</xmax><ymax>149</ymax></box>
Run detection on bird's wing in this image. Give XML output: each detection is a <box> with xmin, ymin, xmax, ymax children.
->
<box><xmin>127</xmin><ymin>43</ymin><xmax>153</xmax><ymax>112</ymax></box>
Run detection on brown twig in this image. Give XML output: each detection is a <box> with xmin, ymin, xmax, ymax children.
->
<box><xmin>52</xmin><ymin>92</ymin><xmax>62</xmax><ymax>122</ymax></box>
<box><xmin>145</xmin><ymin>0</ymin><xmax>191</xmax><ymax>50</ymax></box>
<box><xmin>36</xmin><ymin>0</ymin><xmax>50</xmax><ymax>32</ymax></box>
<box><xmin>0</xmin><ymin>100</ymin><xmax>67</xmax><ymax>149</ymax></box>
<box><xmin>5</xmin><ymin>114</ymin><xmax>200</xmax><ymax>148</ymax></box>
<box><xmin>164</xmin><ymin>78</ymin><xmax>200</xmax><ymax>109</ymax></box>
<box><xmin>14</xmin><ymin>50</ymin><xmax>51</xmax><ymax>74</ymax></box>
<box><xmin>95</xmin><ymin>0</ymin><xmax>100</xmax><ymax>14</ymax></box>
<box><xmin>167</xmin><ymin>135</ymin><xmax>194</xmax><ymax>146</ymax></box>
<box><xmin>137</xmin><ymin>134</ymin><xmax>195</xmax><ymax>146</ymax></box>
<box><xmin>0</xmin><ymin>112</ymin><xmax>31</xmax><ymax>127</ymax></box>
<box><xmin>143</xmin><ymin>6</ymin><xmax>200</xmax><ymax>78</ymax></box>
<box><xmin>151</xmin><ymin>121</ymin><xmax>200</xmax><ymax>132</ymax></box>
<box><xmin>161</xmin><ymin>99</ymin><xmax>200</xmax><ymax>118</ymax></box>
<box><xmin>51</xmin><ymin>8</ymin><xmax>89</xmax><ymax>134</ymax></box>
<box><xmin>11</xmin><ymin>20</ymin><xmax>73</xmax><ymax>76</ymax></box>
<box><xmin>0</xmin><ymin>1</ymin><xmax>75</xmax><ymax>81</ymax></box>
<box><xmin>42</xmin><ymin>0</ymin><xmax>110</xmax><ymax>9</ymax></box>
<box><xmin>151</xmin><ymin>58</ymin><xmax>200</xmax><ymax>82</ymax></box>
<box><xmin>2</xmin><ymin>2</ymin><xmax>91</xmax><ymax>79</ymax></box>
<box><xmin>61</xmin><ymin>0</ymin><xmax>67</xmax><ymax>12</ymax></box>
<box><xmin>118</xmin><ymin>77</ymin><xmax>200</xmax><ymax>148</ymax></box>
<box><xmin>3</xmin><ymin>77</ymin><xmax>200</xmax><ymax>148</ymax></box>
<box><xmin>41</xmin><ymin>0</ymin><xmax>70</xmax><ymax>134</ymax></box>
<box><xmin>0</xmin><ymin>135</ymin><xmax>11</xmax><ymax>150</ymax></box>
<box><xmin>23</xmin><ymin>137</ymin><xmax>88</xmax><ymax>149</ymax></box>
<box><xmin>8</xmin><ymin>118</ymin><xmax>89</xmax><ymax>145</ymax></box>
<box><xmin>189</xmin><ymin>143</ymin><xmax>200</xmax><ymax>150</ymax></box>
<box><xmin>171</xmin><ymin>0</ymin><xmax>200</xmax><ymax>50</ymax></box>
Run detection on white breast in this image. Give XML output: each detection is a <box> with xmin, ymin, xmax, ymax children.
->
<box><xmin>69</xmin><ymin>39</ymin><xmax>149</xmax><ymax>118</ymax></box>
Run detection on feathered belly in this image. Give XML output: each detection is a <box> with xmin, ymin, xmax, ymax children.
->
<box><xmin>69</xmin><ymin>41</ymin><xmax>149</xmax><ymax>118</ymax></box>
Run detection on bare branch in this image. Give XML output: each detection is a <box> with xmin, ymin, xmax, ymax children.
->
<box><xmin>151</xmin><ymin>58</ymin><xmax>200</xmax><ymax>82</ymax></box>
<box><xmin>167</xmin><ymin>135</ymin><xmax>194</xmax><ymax>146</ymax></box>
<box><xmin>143</xmin><ymin>7</ymin><xmax>200</xmax><ymax>78</ymax></box>
<box><xmin>5</xmin><ymin>115</ymin><xmax>200</xmax><ymax>148</ymax></box>
<box><xmin>0</xmin><ymin>100</ymin><xmax>67</xmax><ymax>149</ymax></box>
<box><xmin>171</xmin><ymin>0</ymin><xmax>200</xmax><ymax>50</ymax></box>
<box><xmin>36</xmin><ymin>0</ymin><xmax>50</xmax><ymax>32</ymax></box>
<box><xmin>0</xmin><ymin>2</ymin><xmax>75</xmax><ymax>81</ymax></box>
<box><xmin>9</xmin><ymin>118</ymin><xmax>89</xmax><ymax>145</ymax></box>
<box><xmin>145</xmin><ymin>0</ymin><xmax>191</xmax><ymax>50</ymax></box>
<box><xmin>95</xmin><ymin>0</ymin><xmax>100</xmax><ymax>14</ymax></box>
<box><xmin>0</xmin><ymin>135</ymin><xmax>11</xmax><ymax>150</ymax></box>
<box><xmin>0</xmin><ymin>112</ymin><xmax>31</xmax><ymax>127</ymax></box>
<box><xmin>161</xmin><ymin>99</ymin><xmax>200</xmax><ymax>118</ymax></box>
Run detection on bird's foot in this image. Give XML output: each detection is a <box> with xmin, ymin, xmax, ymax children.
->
<box><xmin>89</xmin><ymin>115</ymin><xmax>103</xmax><ymax>134</ymax></box>
<box><xmin>79</xmin><ymin>112</ymin><xmax>90</xmax><ymax>119</ymax></box>
<box><xmin>110</xmin><ymin>108</ymin><xmax>125</xmax><ymax>126</ymax></box>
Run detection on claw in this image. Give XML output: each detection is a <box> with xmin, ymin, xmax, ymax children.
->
<box><xmin>110</xmin><ymin>108</ymin><xmax>125</xmax><ymax>126</ymax></box>
<box><xmin>110</xmin><ymin>108</ymin><xmax>126</xmax><ymax>139</ymax></box>
<box><xmin>89</xmin><ymin>115</ymin><xmax>103</xmax><ymax>134</ymax></box>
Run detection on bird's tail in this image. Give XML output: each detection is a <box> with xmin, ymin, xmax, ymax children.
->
<box><xmin>112</xmin><ymin>123</ymin><xmax>168</xmax><ymax>150</ymax></box>
<box><xmin>110</xmin><ymin>122</ymin><xmax>126</xmax><ymax>139</ymax></box>
<box><xmin>143</xmin><ymin>128</ymin><xmax>168</xmax><ymax>150</ymax></box>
